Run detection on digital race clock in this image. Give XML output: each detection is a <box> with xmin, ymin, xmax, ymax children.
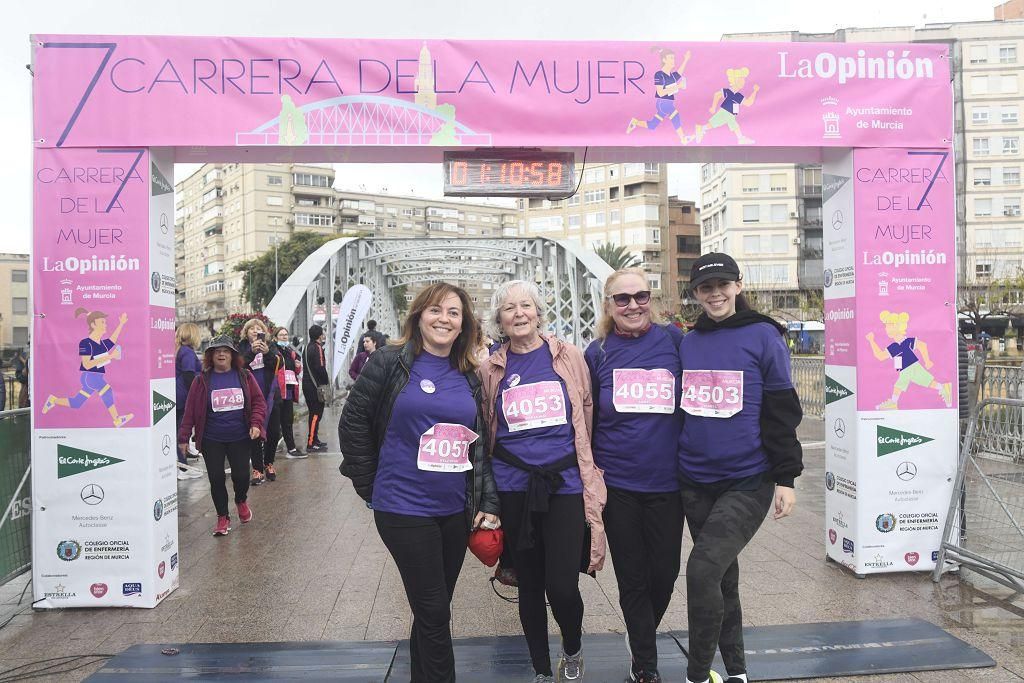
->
<box><xmin>443</xmin><ymin>151</ymin><xmax>576</xmax><ymax>198</ymax></box>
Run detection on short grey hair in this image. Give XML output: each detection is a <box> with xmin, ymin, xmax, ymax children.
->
<box><xmin>486</xmin><ymin>280</ymin><xmax>546</xmax><ymax>340</ymax></box>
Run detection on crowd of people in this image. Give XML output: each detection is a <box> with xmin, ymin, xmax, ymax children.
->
<box><xmin>334</xmin><ymin>251</ymin><xmax>804</xmax><ymax>683</ymax></box>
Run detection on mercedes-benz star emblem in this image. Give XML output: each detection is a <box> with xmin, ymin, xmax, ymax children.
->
<box><xmin>896</xmin><ymin>461</ymin><xmax>918</xmax><ymax>481</ymax></box>
<box><xmin>81</xmin><ymin>484</ymin><xmax>105</xmax><ymax>505</ymax></box>
<box><xmin>162</xmin><ymin>434</ymin><xmax>172</xmax><ymax>456</ymax></box>
<box><xmin>833</xmin><ymin>418</ymin><xmax>846</xmax><ymax>438</ymax></box>
<box><xmin>832</xmin><ymin>210</ymin><xmax>844</xmax><ymax>230</ymax></box>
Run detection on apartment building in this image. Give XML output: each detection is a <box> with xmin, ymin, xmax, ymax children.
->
<box><xmin>720</xmin><ymin>17</ymin><xmax>1024</xmax><ymax>312</ymax></box>
<box><xmin>516</xmin><ymin>163</ymin><xmax>673</xmax><ymax>309</ymax></box>
<box><xmin>666</xmin><ymin>197</ymin><xmax>701</xmax><ymax>307</ymax></box>
<box><xmin>0</xmin><ymin>253</ymin><xmax>30</xmax><ymax>351</ymax></box>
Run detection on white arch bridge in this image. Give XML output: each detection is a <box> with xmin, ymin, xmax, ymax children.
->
<box><xmin>264</xmin><ymin>237</ymin><xmax>613</xmax><ymax>378</ymax></box>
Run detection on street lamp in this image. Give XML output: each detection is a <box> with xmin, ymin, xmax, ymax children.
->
<box><xmin>269</xmin><ymin>234</ymin><xmax>285</xmax><ymax>292</ymax></box>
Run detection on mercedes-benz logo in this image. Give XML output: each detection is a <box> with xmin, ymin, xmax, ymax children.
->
<box><xmin>81</xmin><ymin>484</ymin><xmax>105</xmax><ymax>505</ymax></box>
<box><xmin>832</xmin><ymin>209</ymin><xmax>844</xmax><ymax>230</ymax></box>
<box><xmin>896</xmin><ymin>461</ymin><xmax>918</xmax><ymax>481</ymax></box>
<box><xmin>833</xmin><ymin>418</ymin><xmax>847</xmax><ymax>438</ymax></box>
<box><xmin>162</xmin><ymin>434</ymin><xmax>172</xmax><ymax>457</ymax></box>
<box><xmin>159</xmin><ymin>213</ymin><xmax>169</xmax><ymax>235</ymax></box>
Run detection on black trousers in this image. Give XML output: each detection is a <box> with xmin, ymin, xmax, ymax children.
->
<box><xmin>375</xmin><ymin>510</ymin><xmax>468</xmax><ymax>683</ymax></box>
<box><xmin>604</xmin><ymin>486</ymin><xmax>684</xmax><ymax>672</ymax></box>
<box><xmin>680</xmin><ymin>478</ymin><xmax>774</xmax><ymax>681</ymax></box>
<box><xmin>175</xmin><ymin>408</ymin><xmax>187</xmax><ymax>464</ymax></box>
<box><xmin>263</xmin><ymin>400</ymin><xmax>282</xmax><ymax>465</ymax></box>
<box><xmin>278</xmin><ymin>397</ymin><xmax>297</xmax><ymax>450</ymax></box>
<box><xmin>201</xmin><ymin>438</ymin><xmax>252</xmax><ymax>516</ymax></box>
<box><xmin>499</xmin><ymin>492</ymin><xmax>585</xmax><ymax>676</ymax></box>
<box><xmin>303</xmin><ymin>389</ymin><xmax>324</xmax><ymax>448</ymax></box>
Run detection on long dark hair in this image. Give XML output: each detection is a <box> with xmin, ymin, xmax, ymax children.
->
<box><xmin>392</xmin><ymin>282</ymin><xmax>482</xmax><ymax>373</ymax></box>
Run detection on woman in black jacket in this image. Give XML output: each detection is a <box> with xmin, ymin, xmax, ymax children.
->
<box><xmin>238</xmin><ymin>318</ymin><xmax>283</xmax><ymax>485</ymax></box>
<box><xmin>339</xmin><ymin>282</ymin><xmax>500</xmax><ymax>683</ymax></box>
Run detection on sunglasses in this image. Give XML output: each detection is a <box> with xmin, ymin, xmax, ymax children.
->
<box><xmin>608</xmin><ymin>290</ymin><xmax>652</xmax><ymax>307</ymax></box>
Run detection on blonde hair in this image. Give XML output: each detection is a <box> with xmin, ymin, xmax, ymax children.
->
<box><xmin>726</xmin><ymin>67</ymin><xmax>750</xmax><ymax>82</ymax></box>
<box><xmin>595</xmin><ymin>268</ymin><xmax>663</xmax><ymax>340</ymax></box>
<box><xmin>392</xmin><ymin>282</ymin><xmax>482</xmax><ymax>373</ymax></box>
<box><xmin>175</xmin><ymin>322</ymin><xmax>202</xmax><ymax>351</ymax></box>
<box><xmin>487</xmin><ymin>280</ymin><xmax>546</xmax><ymax>341</ymax></box>
<box><xmin>239</xmin><ymin>318</ymin><xmax>270</xmax><ymax>343</ymax></box>
<box><xmin>880</xmin><ymin>310</ymin><xmax>910</xmax><ymax>336</ymax></box>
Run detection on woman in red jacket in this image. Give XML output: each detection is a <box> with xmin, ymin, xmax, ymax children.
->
<box><xmin>178</xmin><ymin>336</ymin><xmax>268</xmax><ymax>536</ymax></box>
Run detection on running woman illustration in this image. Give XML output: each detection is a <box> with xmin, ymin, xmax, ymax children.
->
<box><xmin>627</xmin><ymin>47</ymin><xmax>692</xmax><ymax>144</ymax></box>
<box><xmin>865</xmin><ymin>310</ymin><xmax>953</xmax><ymax>410</ymax></box>
<box><xmin>42</xmin><ymin>307</ymin><xmax>134</xmax><ymax>427</ymax></box>
<box><xmin>694</xmin><ymin>67</ymin><xmax>759</xmax><ymax>145</ymax></box>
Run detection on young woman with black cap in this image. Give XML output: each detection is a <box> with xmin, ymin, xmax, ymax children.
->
<box><xmin>302</xmin><ymin>324</ymin><xmax>330</xmax><ymax>452</ymax></box>
<box><xmin>677</xmin><ymin>253</ymin><xmax>803</xmax><ymax>683</ymax></box>
<box><xmin>177</xmin><ymin>336</ymin><xmax>267</xmax><ymax>536</ymax></box>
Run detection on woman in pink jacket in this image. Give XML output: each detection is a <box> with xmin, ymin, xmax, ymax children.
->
<box><xmin>178</xmin><ymin>336</ymin><xmax>267</xmax><ymax>536</ymax></box>
<box><xmin>479</xmin><ymin>279</ymin><xmax>607</xmax><ymax>683</ymax></box>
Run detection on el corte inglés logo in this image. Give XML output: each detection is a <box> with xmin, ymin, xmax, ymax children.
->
<box><xmin>57</xmin><ymin>445</ymin><xmax>125</xmax><ymax>479</ymax></box>
<box><xmin>824</xmin><ymin>376</ymin><xmax>853</xmax><ymax>404</ymax></box>
<box><xmin>152</xmin><ymin>390</ymin><xmax>174</xmax><ymax>425</ymax></box>
<box><xmin>876</xmin><ymin>425</ymin><xmax>934</xmax><ymax>457</ymax></box>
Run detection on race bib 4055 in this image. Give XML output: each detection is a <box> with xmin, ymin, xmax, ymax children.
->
<box><xmin>612</xmin><ymin>368</ymin><xmax>675</xmax><ymax>414</ymax></box>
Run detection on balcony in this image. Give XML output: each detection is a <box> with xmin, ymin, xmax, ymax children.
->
<box><xmin>799</xmin><ymin>184</ymin><xmax>822</xmax><ymax>197</ymax></box>
<box><xmin>799</xmin><ymin>259</ymin><xmax>825</xmax><ymax>288</ymax></box>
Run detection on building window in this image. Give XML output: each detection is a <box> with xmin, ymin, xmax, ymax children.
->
<box><xmin>12</xmin><ymin>327</ymin><xmax>28</xmax><ymax>346</ymax></box>
<box><xmin>11</xmin><ymin>269</ymin><xmax>27</xmax><ymax>283</ymax></box>
<box><xmin>770</xmin><ymin>204</ymin><xmax>788</xmax><ymax>223</ymax></box>
<box><xmin>769</xmin><ymin>174</ymin><xmax>787</xmax><ymax>192</ymax></box>
<box><xmin>971</xmin><ymin>76</ymin><xmax>989</xmax><ymax>95</ymax></box>
<box><xmin>584</xmin><ymin>189</ymin><xmax>606</xmax><ymax>204</ymax></box>
<box><xmin>295</xmin><ymin>213</ymin><xmax>334</xmax><ymax>227</ymax></box>
<box><xmin>266</xmin><ymin>196</ymin><xmax>283</xmax><ymax>206</ymax></box>
<box><xmin>976</xmin><ymin>262</ymin><xmax>993</xmax><ymax>279</ymax></box>
<box><xmin>293</xmin><ymin>173</ymin><xmax>331</xmax><ymax>188</ymax></box>
<box><xmin>12</xmin><ymin>297</ymin><xmax>28</xmax><ymax>315</ymax></box>
<box><xmin>568</xmin><ymin>214</ymin><xmax>581</xmax><ymax>228</ymax></box>
<box><xmin>974</xmin><ymin>168</ymin><xmax>992</xmax><ymax>186</ymax></box>
<box><xmin>1004</xmin><ymin>167</ymin><xmax>1021</xmax><ymax>185</ymax></box>
<box><xmin>974</xmin><ymin>199</ymin><xmax>993</xmax><ymax>216</ymax></box>
<box><xmin>1004</xmin><ymin>197</ymin><xmax>1021</xmax><ymax>216</ymax></box>
<box><xmin>1004</xmin><ymin>137</ymin><xmax>1020</xmax><ymax>155</ymax></box>
<box><xmin>741</xmin><ymin>174</ymin><xmax>760</xmax><ymax>193</ymax></box>
<box><xmin>1001</xmin><ymin>45</ymin><xmax>1018</xmax><ymax>64</ymax></box>
<box><xmin>586</xmin><ymin>211</ymin><xmax>606</xmax><ymax>227</ymax></box>
<box><xmin>973</xmin><ymin>138</ymin><xmax>990</xmax><ymax>156</ymax></box>
<box><xmin>1003</xmin><ymin>107</ymin><xmax>1020</xmax><ymax>125</ymax></box>
<box><xmin>975</xmin><ymin>229</ymin><xmax>992</xmax><ymax>247</ymax></box>
<box><xmin>609</xmin><ymin>209</ymin><xmax>620</xmax><ymax>224</ymax></box>
<box><xmin>648</xmin><ymin>274</ymin><xmax>661</xmax><ymax>290</ymax></box>
<box><xmin>972</xmin><ymin>108</ymin><xmax>990</xmax><ymax>125</ymax></box>
<box><xmin>568</xmin><ymin>195</ymin><xmax>581</xmax><ymax>206</ymax></box>
<box><xmin>969</xmin><ymin>45</ymin><xmax>988</xmax><ymax>64</ymax></box>
<box><xmin>743</xmin><ymin>235</ymin><xmax>760</xmax><ymax>254</ymax></box>
<box><xmin>1004</xmin><ymin>76</ymin><xmax>1019</xmax><ymax>94</ymax></box>
<box><xmin>742</xmin><ymin>205</ymin><xmax>760</xmax><ymax>223</ymax></box>
<box><xmin>582</xmin><ymin>168</ymin><xmax>605</xmax><ymax>184</ymax></box>
<box><xmin>648</xmin><ymin>228</ymin><xmax>660</xmax><ymax>244</ymax></box>
<box><xmin>267</xmin><ymin>175</ymin><xmax>283</xmax><ymax>186</ymax></box>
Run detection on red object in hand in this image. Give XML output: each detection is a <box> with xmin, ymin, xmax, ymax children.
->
<box><xmin>468</xmin><ymin>528</ymin><xmax>504</xmax><ymax>567</ymax></box>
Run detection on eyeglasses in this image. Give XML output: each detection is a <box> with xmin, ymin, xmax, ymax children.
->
<box><xmin>608</xmin><ymin>290</ymin><xmax>652</xmax><ymax>307</ymax></box>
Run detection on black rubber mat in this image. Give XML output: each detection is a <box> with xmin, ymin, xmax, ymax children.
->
<box><xmin>87</xmin><ymin>618</ymin><xmax>993</xmax><ymax>681</ymax></box>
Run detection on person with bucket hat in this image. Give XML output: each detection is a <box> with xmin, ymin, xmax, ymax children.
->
<box><xmin>177</xmin><ymin>336</ymin><xmax>268</xmax><ymax>536</ymax></box>
<box><xmin>676</xmin><ymin>253</ymin><xmax>803</xmax><ymax>683</ymax></box>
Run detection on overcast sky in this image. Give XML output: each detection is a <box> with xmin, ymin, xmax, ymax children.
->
<box><xmin>4</xmin><ymin>0</ymin><xmax>984</xmax><ymax>253</ymax></box>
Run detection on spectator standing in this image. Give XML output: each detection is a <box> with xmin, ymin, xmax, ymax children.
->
<box><xmin>275</xmin><ymin>327</ymin><xmax>305</xmax><ymax>459</ymax></box>
<box><xmin>302</xmin><ymin>324</ymin><xmax>330</xmax><ymax>452</ymax></box>
<box><xmin>349</xmin><ymin>335</ymin><xmax>377</xmax><ymax>381</ymax></box>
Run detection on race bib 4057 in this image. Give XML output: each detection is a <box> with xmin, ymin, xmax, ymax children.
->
<box><xmin>417</xmin><ymin>423</ymin><xmax>478</xmax><ymax>472</ymax></box>
<box><xmin>680</xmin><ymin>370</ymin><xmax>743</xmax><ymax>418</ymax></box>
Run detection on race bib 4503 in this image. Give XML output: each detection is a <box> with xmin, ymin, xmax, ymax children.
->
<box><xmin>680</xmin><ymin>370</ymin><xmax>744</xmax><ymax>418</ymax></box>
<box><xmin>612</xmin><ymin>368</ymin><xmax>675</xmax><ymax>414</ymax></box>
<box><xmin>501</xmin><ymin>380</ymin><xmax>568</xmax><ymax>432</ymax></box>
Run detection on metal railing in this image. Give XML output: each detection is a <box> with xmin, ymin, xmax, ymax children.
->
<box><xmin>934</xmin><ymin>397</ymin><xmax>1024</xmax><ymax>592</ymax></box>
<box><xmin>792</xmin><ymin>357</ymin><xmax>825</xmax><ymax>419</ymax></box>
<box><xmin>0</xmin><ymin>408</ymin><xmax>31</xmax><ymax>586</ymax></box>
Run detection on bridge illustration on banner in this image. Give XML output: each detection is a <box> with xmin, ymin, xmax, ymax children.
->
<box><xmin>235</xmin><ymin>95</ymin><xmax>493</xmax><ymax>146</ymax></box>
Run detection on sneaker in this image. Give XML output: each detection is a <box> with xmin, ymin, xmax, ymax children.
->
<box><xmin>237</xmin><ymin>501</ymin><xmax>253</xmax><ymax>523</ymax></box>
<box><xmin>213</xmin><ymin>515</ymin><xmax>231</xmax><ymax>536</ymax></box>
<box><xmin>113</xmin><ymin>413</ymin><xmax>134</xmax><ymax>428</ymax></box>
<box><xmin>557</xmin><ymin>649</ymin><xmax>583</xmax><ymax>681</ymax></box>
<box><xmin>307</xmin><ymin>443</ymin><xmax>327</xmax><ymax>453</ymax></box>
<box><xmin>250</xmin><ymin>469</ymin><xmax>266</xmax><ymax>486</ymax></box>
<box><xmin>265</xmin><ymin>464</ymin><xmax>277</xmax><ymax>481</ymax></box>
<box><xmin>532</xmin><ymin>675</ymin><xmax>555</xmax><ymax>683</ymax></box>
<box><xmin>876</xmin><ymin>399</ymin><xmax>898</xmax><ymax>410</ymax></box>
<box><xmin>177</xmin><ymin>469</ymin><xmax>190</xmax><ymax>481</ymax></box>
<box><xmin>725</xmin><ymin>676</ymin><xmax>747</xmax><ymax>683</ymax></box>
<box><xmin>631</xmin><ymin>668</ymin><xmax>662</xmax><ymax>683</ymax></box>
<box><xmin>286</xmin><ymin>449</ymin><xmax>307</xmax><ymax>459</ymax></box>
<box><xmin>315</xmin><ymin>440</ymin><xmax>329</xmax><ymax>448</ymax></box>
<box><xmin>940</xmin><ymin>382</ymin><xmax>953</xmax><ymax>407</ymax></box>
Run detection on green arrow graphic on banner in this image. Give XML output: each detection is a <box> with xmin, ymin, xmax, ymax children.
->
<box><xmin>824</xmin><ymin>375</ymin><xmax>854</xmax><ymax>404</ymax></box>
<box><xmin>152</xmin><ymin>390</ymin><xmax>174</xmax><ymax>425</ymax></box>
<box><xmin>876</xmin><ymin>425</ymin><xmax>934</xmax><ymax>457</ymax></box>
<box><xmin>151</xmin><ymin>161</ymin><xmax>173</xmax><ymax>196</ymax></box>
<box><xmin>57</xmin><ymin>445</ymin><xmax>125</xmax><ymax>479</ymax></box>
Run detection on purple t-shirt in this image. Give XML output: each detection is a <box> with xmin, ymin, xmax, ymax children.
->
<box><xmin>677</xmin><ymin>322</ymin><xmax>792</xmax><ymax>483</ymax></box>
<box><xmin>176</xmin><ymin>346</ymin><xmax>202</xmax><ymax>407</ymax></box>
<box><xmin>720</xmin><ymin>88</ymin><xmax>745</xmax><ymax>115</ymax></box>
<box><xmin>494</xmin><ymin>345</ymin><xmax>582</xmax><ymax>494</ymax></box>
<box><xmin>204</xmin><ymin>370</ymin><xmax>248</xmax><ymax>443</ymax></box>
<box><xmin>372</xmin><ymin>352</ymin><xmax>477</xmax><ymax>517</ymax></box>
<box><xmin>586</xmin><ymin>325</ymin><xmax>683</xmax><ymax>492</ymax></box>
<box><xmin>655</xmin><ymin>70</ymin><xmax>682</xmax><ymax>100</ymax></box>
<box><xmin>78</xmin><ymin>338</ymin><xmax>115</xmax><ymax>373</ymax></box>
<box><xmin>886</xmin><ymin>337</ymin><xmax>919</xmax><ymax>370</ymax></box>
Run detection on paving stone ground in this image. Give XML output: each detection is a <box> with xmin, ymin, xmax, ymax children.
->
<box><xmin>1</xmin><ymin>405</ymin><xmax>1023</xmax><ymax>681</ymax></box>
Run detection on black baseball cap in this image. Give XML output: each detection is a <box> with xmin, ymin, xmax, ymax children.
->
<box><xmin>206</xmin><ymin>335</ymin><xmax>239</xmax><ymax>353</ymax></box>
<box><xmin>690</xmin><ymin>252</ymin><xmax>741</xmax><ymax>289</ymax></box>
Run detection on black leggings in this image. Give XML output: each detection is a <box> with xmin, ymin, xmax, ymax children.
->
<box><xmin>278</xmin><ymin>398</ymin><xmax>297</xmax><ymax>450</ymax></box>
<box><xmin>263</xmin><ymin>400</ymin><xmax>282</xmax><ymax>465</ymax></box>
<box><xmin>499</xmin><ymin>492</ymin><xmax>585</xmax><ymax>676</ymax></box>
<box><xmin>681</xmin><ymin>477</ymin><xmax>774</xmax><ymax>681</ymax></box>
<box><xmin>304</xmin><ymin>390</ymin><xmax>324</xmax><ymax>447</ymax></box>
<box><xmin>375</xmin><ymin>510</ymin><xmax>468</xmax><ymax>683</ymax></box>
<box><xmin>201</xmin><ymin>438</ymin><xmax>252</xmax><ymax>517</ymax></box>
<box><xmin>604</xmin><ymin>486</ymin><xmax>683</xmax><ymax>672</ymax></box>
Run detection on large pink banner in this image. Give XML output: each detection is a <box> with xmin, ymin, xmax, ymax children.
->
<box><xmin>33</xmin><ymin>37</ymin><xmax>951</xmax><ymax>151</ymax></box>
<box><xmin>33</xmin><ymin>147</ymin><xmax>152</xmax><ymax>429</ymax></box>
<box><xmin>854</xmin><ymin>148</ymin><xmax>958</xmax><ymax>412</ymax></box>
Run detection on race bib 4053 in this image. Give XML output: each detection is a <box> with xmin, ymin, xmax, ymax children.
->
<box><xmin>501</xmin><ymin>381</ymin><xmax>568</xmax><ymax>432</ymax></box>
<box><xmin>612</xmin><ymin>368</ymin><xmax>675</xmax><ymax>414</ymax></box>
<box><xmin>680</xmin><ymin>370</ymin><xmax>744</xmax><ymax>418</ymax></box>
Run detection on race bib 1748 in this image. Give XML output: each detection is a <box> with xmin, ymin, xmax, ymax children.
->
<box><xmin>501</xmin><ymin>380</ymin><xmax>568</xmax><ymax>432</ymax></box>
<box><xmin>210</xmin><ymin>388</ymin><xmax>245</xmax><ymax>413</ymax></box>
<box><xmin>417</xmin><ymin>423</ymin><xmax>478</xmax><ymax>472</ymax></box>
<box><xmin>612</xmin><ymin>368</ymin><xmax>675</xmax><ymax>414</ymax></box>
<box><xmin>680</xmin><ymin>370</ymin><xmax>744</xmax><ymax>418</ymax></box>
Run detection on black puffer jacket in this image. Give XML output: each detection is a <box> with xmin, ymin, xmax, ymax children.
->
<box><xmin>338</xmin><ymin>341</ymin><xmax>499</xmax><ymax>528</ymax></box>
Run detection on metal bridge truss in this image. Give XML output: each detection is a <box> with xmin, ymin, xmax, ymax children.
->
<box><xmin>264</xmin><ymin>237</ymin><xmax>612</xmax><ymax>381</ymax></box>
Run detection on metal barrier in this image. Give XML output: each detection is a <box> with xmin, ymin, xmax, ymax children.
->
<box><xmin>791</xmin><ymin>357</ymin><xmax>824</xmax><ymax>419</ymax></box>
<box><xmin>0</xmin><ymin>408</ymin><xmax>31</xmax><ymax>586</ymax></box>
<box><xmin>979</xmin><ymin>361</ymin><xmax>1024</xmax><ymax>402</ymax></box>
<box><xmin>933</xmin><ymin>397</ymin><xmax>1024</xmax><ymax>591</ymax></box>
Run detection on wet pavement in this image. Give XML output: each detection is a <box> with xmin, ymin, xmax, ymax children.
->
<box><xmin>2</xmin><ymin>405</ymin><xmax>1024</xmax><ymax>681</ymax></box>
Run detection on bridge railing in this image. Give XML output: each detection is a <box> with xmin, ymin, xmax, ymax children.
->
<box><xmin>792</xmin><ymin>357</ymin><xmax>825</xmax><ymax>419</ymax></box>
